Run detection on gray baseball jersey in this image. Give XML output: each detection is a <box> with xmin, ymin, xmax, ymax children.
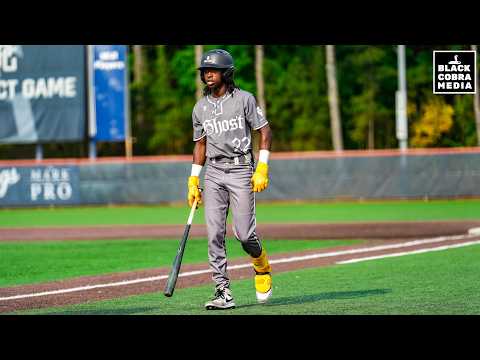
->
<box><xmin>192</xmin><ymin>89</ymin><xmax>268</xmax><ymax>159</ymax></box>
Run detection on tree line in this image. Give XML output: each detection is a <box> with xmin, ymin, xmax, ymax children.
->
<box><xmin>130</xmin><ymin>45</ymin><xmax>480</xmax><ymax>157</ymax></box>
<box><xmin>2</xmin><ymin>45</ymin><xmax>479</xmax><ymax>160</ymax></box>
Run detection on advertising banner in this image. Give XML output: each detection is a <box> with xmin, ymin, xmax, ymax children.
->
<box><xmin>92</xmin><ymin>45</ymin><xmax>128</xmax><ymax>141</ymax></box>
<box><xmin>0</xmin><ymin>45</ymin><xmax>87</xmax><ymax>144</ymax></box>
<box><xmin>0</xmin><ymin>165</ymin><xmax>80</xmax><ymax>206</ymax></box>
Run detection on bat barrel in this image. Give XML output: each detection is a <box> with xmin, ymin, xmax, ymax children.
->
<box><xmin>163</xmin><ymin>195</ymin><xmax>200</xmax><ymax>297</ymax></box>
<box><xmin>163</xmin><ymin>224</ymin><xmax>191</xmax><ymax>297</ymax></box>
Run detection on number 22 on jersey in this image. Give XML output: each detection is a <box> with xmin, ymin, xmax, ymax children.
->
<box><xmin>232</xmin><ymin>137</ymin><xmax>251</xmax><ymax>152</ymax></box>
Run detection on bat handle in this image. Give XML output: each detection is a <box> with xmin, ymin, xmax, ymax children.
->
<box><xmin>187</xmin><ymin>188</ymin><xmax>202</xmax><ymax>223</ymax></box>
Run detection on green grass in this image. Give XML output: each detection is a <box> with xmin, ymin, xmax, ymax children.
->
<box><xmin>11</xmin><ymin>243</ymin><xmax>480</xmax><ymax>315</ymax></box>
<box><xmin>0</xmin><ymin>238</ymin><xmax>360</xmax><ymax>287</ymax></box>
<box><xmin>1</xmin><ymin>199</ymin><xmax>480</xmax><ymax>228</ymax></box>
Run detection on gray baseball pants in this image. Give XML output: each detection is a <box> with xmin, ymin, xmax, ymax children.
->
<box><xmin>203</xmin><ymin>161</ymin><xmax>263</xmax><ymax>290</ymax></box>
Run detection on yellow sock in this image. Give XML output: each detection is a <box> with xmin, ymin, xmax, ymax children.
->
<box><xmin>252</xmin><ymin>249</ymin><xmax>272</xmax><ymax>274</ymax></box>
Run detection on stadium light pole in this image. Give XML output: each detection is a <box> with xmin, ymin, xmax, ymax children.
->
<box><xmin>396</xmin><ymin>45</ymin><xmax>408</xmax><ymax>151</ymax></box>
<box><xmin>35</xmin><ymin>143</ymin><xmax>43</xmax><ymax>160</ymax></box>
<box><xmin>87</xmin><ymin>45</ymin><xmax>97</xmax><ymax>160</ymax></box>
<box><xmin>125</xmin><ymin>45</ymin><xmax>132</xmax><ymax>159</ymax></box>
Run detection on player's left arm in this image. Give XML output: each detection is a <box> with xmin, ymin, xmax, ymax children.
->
<box><xmin>251</xmin><ymin>124</ymin><xmax>272</xmax><ymax>193</ymax></box>
<box><xmin>258</xmin><ymin>123</ymin><xmax>272</xmax><ymax>151</ymax></box>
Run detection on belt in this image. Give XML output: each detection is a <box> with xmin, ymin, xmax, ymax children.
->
<box><xmin>210</xmin><ymin>154</ymin><xmax>251</xmax><ymax>165</ymax></box>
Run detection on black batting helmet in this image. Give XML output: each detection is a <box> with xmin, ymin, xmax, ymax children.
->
<box><xmin>198</xmin><ymin>49</ymin><xmax>235</xmax><ymax>84</ymax></box>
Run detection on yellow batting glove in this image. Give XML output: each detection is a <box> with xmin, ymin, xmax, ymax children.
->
<box><xmin>251</xmin><ymin>162</ymin><xmax>269</xmax><ymax>193</ymax></box>
<box><xmin>187</xmin><ymin>176</ymin><xmax>202</xmax><ymax>208</ymax></box>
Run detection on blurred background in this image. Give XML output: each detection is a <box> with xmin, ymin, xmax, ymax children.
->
<box><xmin>1</xmin><ymin>44</ymin><xmax>479</xmax><ymax>207</ymax></box>
<box><xmin>1</xmin><ymin>45</ymin><xmax>479</xmax><ymax>160</ymax></box>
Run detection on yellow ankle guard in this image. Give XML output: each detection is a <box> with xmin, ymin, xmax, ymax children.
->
<box><xmin>252</xmin><ymin>249</ymin><xmax>272</xmax><ymax>274</ymax></box>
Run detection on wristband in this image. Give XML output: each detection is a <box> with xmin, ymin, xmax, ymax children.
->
<box><xmin>191</xmin><ymin>164</ymin><xmax>203</xmax><ymax>177</ymax></box>
<box><xmin>258</xmin><ymin>150</ymin><xmax>270</xmax><ymax>164</ymax></box>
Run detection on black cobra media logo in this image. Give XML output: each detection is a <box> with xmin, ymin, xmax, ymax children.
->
<box><xmin>433</xmin><ymin>50</ymin><xmax>476</xmax><ymax>94</ymax></box>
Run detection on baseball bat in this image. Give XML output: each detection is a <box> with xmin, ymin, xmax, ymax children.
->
<box><xmin>164</xmin><ymin>196</ymin><xmax>200</xmax><ymax>297</ymax></box>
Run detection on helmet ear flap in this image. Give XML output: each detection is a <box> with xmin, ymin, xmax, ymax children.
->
<box><xmin>200</xmin><ymin>70</ymin><xmax>206</xmax><ymax>84</ymax></box>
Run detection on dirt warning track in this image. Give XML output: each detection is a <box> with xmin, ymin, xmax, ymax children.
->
<box><xmin>2</xmin><ymin>220</ymin><xmax>480</xmax><ymax>242</ymax></box>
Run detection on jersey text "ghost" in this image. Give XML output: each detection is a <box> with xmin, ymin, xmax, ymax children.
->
<box><xmin>204</xmin><ymin>115</ymin><xmax>244</xmax><ymax>136</ymax></box>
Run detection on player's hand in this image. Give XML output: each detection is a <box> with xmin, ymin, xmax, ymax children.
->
<box><xmin>188</xmin><ymin>176</ymin><xmax>202</xmax><ymax>208</ymax></box>
<box><xmin>251</xmin><ymin>162</ymin><xmax>269</xmax><ymax>193</ymax></box>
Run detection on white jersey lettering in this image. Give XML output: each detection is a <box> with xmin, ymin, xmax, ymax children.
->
<box><xmin>203</xmin><ymin>115</ymin><xmax>244</xmax><ymax>136</ymax></box>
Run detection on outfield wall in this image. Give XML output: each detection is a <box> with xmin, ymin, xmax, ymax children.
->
<box><xmin>1</xmin><ymin>148</ymin><xmax>480</xmax><ymax>207</ymax></box>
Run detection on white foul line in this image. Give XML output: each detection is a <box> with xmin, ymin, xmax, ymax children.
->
<box><xmin>336</xmin><ymin>240</ymin><xmax>480</xmax><ymax>264</ymax></box>
<box><xmin>0</xmin><ymin>275</ymin><xmax>169</xmax><ymax>302</ymax></box>
<box><xmin>262</xmin><ymin>234</ymin><xmax>476</xmax><ymax>265</ymax></box>
<box><xmin>0</xmin><ymin>233</ymin><xmax>478</xmax><ymax>302</ymax></box>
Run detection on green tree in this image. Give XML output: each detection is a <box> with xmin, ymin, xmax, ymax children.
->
<box><xmin>146</xmin><ymin>46</ymin><xmax>193</xmax><ymax>154</ymax></box>
<box><xmin>450</xmin><ymin>95</ymin><xmax>477</xmax><ymax>146</ymax></box>
<box><xmin>406</xmin><ymin>45</ymin><xmax>478</xmax><ymax>148</ymax></box>
<box><xmin>339</xmin><ymin>46</ymin><xmax>397</xmax><ymax>150</ymax></box>
<box><xmin>124</xmin><ymin>44</ymin><xmax>480</xmax><ymax>157</ymax></box>
<box><xmin>265</xmin><ymin>46</ymin><xmax>330</xmax><ymax>151</ymax></box>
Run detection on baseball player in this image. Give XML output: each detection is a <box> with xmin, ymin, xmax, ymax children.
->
<box><xmin>188</xmin><ymin>49</ymin><xmax>273</xmax><ymax>310</ymax></box>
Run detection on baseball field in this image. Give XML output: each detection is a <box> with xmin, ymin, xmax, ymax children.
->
<box><xmin>1</xmin><ymin>199</ymin><xmax>480</xmax><ymax>315</ymax></box>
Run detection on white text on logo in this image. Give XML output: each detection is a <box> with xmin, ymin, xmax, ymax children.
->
<box><xmin>0</xmin><ymin>46</ymin><xmax>19</xmax><ymax>75</ymax></box>
<box><xmin>30</xmin><ymin>167</ymin><xmax>73</xmax><ymax>201</ymax></box>
<box><xmin>0</xmin><ymin>168</ymin><xmax>20</xmax><ymax>199</ymax></box>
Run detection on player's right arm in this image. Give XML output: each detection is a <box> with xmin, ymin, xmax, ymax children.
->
<box><xmin>193</xmin><ymin>136</ymin><xmax>207</xmax><ymax>165</ymax></box>
<box><xmin>189</xmin><ymin>106</ymin><xmax>207</xmax><ymax>208</ymax></box>
<box><xmin>188</xmin><ymin>137</ymin><xmax>206</xmax><ymax>208</ymax></box>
